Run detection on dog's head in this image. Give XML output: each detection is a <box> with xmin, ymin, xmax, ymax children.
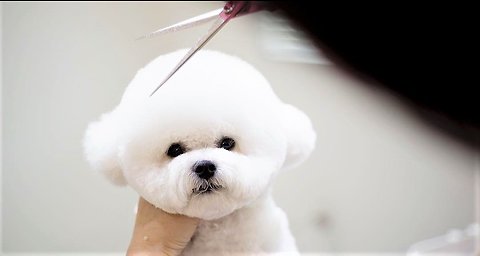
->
<box><xmin>84</xmin><ymin>50</ymin><xmax>315</xmax><ymax>220</ymax></box>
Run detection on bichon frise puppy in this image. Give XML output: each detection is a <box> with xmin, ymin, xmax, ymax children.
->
<box><xmin>84</xmin><ymin>50</ymin><xmax>316</xmax><ymax>255</ymax></box>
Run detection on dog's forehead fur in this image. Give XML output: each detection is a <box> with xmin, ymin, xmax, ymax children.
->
<box><xmin>115</xmin><ymin>50</ymin><xmax>287</xmax><ymax>151</ymax></box>
<box><xmin>119</xmin><ymin>50</ymin><xmax>281</xmax><ymax>111</ymax></box>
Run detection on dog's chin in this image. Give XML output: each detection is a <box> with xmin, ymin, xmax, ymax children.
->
<box><xmin>181</xmin><ymin>185</ymin><xmax>243</xmax><ymax>220</ymax></box>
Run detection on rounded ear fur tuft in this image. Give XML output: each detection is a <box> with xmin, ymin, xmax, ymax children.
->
<box><xmin>83</xmin><ymin>110</ymin><xmax>126</xmax><ymax>186</ymax></box>
<box><xmin>280</xmin><ymin>104</ymin><xmax>316</xmax><ymax>170</ymax></box>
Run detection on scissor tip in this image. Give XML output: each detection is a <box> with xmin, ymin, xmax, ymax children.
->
<box><xmin>149</xmin><ymin>86</ymin><xmax>161</xmax><ymax>97</ymax></box>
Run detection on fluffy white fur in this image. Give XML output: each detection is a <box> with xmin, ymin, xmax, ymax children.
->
<box><xmin>84</xmin><ymin>50</ymin><xmax>316</xmax><ymax>254</ymax></box>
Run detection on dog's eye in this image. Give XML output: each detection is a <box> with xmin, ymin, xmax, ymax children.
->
<box><xmin>218</xmin><ymin>137</ymin><xmax>235</xmax><ymax>151</ymax></box>
<box><xmin>166</xmin><ymin>143</ymin><xmax>185</xmax><ymax>158</ymax></box>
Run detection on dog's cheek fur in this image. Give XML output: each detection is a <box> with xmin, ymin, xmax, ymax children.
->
<box><xmin>119</xmin><ymin>137</ymin><xmax>194</xmax><ymax>213</ymax></box>
<box><xmin>222</xmin><ymin>155</ymin><xmax>278</xmax><ymax>202</ymax></box>
<box><xmin>129</xmin><ymin>164</ymin><xmax>191</xmax><ymax>214</ymax></box>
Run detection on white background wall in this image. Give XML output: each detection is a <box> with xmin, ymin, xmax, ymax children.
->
<box><xmin>1</xmin><ymin>2</ymin><xmax>477</xmax><ymax>253</ymax></box>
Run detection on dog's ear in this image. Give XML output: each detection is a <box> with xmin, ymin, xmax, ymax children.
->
<box><xmin>83</xmin><ymin>109</ymin><xmax>126</xmax><ymax>186</ymax></box>
<box><xmin>279</xmin><ymin>104</ymin><xmax>316</xmax><ymax>170</ymax></box>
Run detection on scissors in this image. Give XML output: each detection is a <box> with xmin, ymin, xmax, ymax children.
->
<box><xmin>138</xmin><ymin>1</ymin><xmax>273</xmax><ymax>96</ymax></box>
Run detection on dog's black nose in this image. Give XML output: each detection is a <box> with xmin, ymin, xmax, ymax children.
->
<box><xmin>193</xmin><ymin>160</ymin><xmax>216</xmax><ymax>180</ymax></box>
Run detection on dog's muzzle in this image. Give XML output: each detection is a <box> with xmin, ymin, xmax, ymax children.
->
<box><xmin>191</xmin><ymin>160</ymin><xmax>224</xmax><ymax>194</ymax></box>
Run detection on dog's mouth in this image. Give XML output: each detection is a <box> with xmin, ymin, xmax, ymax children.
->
<box><xmin>192</xmin><ymin>182</ymin><xmax>223</xmax><ymax>195</ymax></box>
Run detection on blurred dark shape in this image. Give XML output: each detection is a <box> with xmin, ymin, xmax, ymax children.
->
<box><xmin>269</xmin><ymin>2</ymin><xmax>478</xmax><ymax>148</ymax></box>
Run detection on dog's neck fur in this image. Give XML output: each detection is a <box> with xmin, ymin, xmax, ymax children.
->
<box><xmin>181</xmin><ymin>192</ymin><xmax>297</xmax><ymax>255</ymax></box>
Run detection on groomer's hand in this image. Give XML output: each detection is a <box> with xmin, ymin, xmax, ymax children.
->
<box><xmin>127</xmin><ymin>197</ymin><xmax>199</xmax><ymax>256</ymax></box>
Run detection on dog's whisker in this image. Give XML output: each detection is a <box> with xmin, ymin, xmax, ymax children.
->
<box><xmin>191</xmin><ymin>177</ymin><xmax>224</xmax><ymax>195</ymax></box>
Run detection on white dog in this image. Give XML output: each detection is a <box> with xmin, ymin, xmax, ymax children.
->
<box><xmin>84</xmin><ymin>50</ymin><xmax>316</xmax><ymax>255</ymax></box>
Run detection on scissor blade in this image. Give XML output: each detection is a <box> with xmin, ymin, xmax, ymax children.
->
<box><xmin>150</xmin><ymin>17</ymin><xmax>229</xmax><ymax>96</ymax></box>
<box><xmin>136</xmin><ymin>8</ymin><xmax>223</xmax><ymax>40</ymax></box>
